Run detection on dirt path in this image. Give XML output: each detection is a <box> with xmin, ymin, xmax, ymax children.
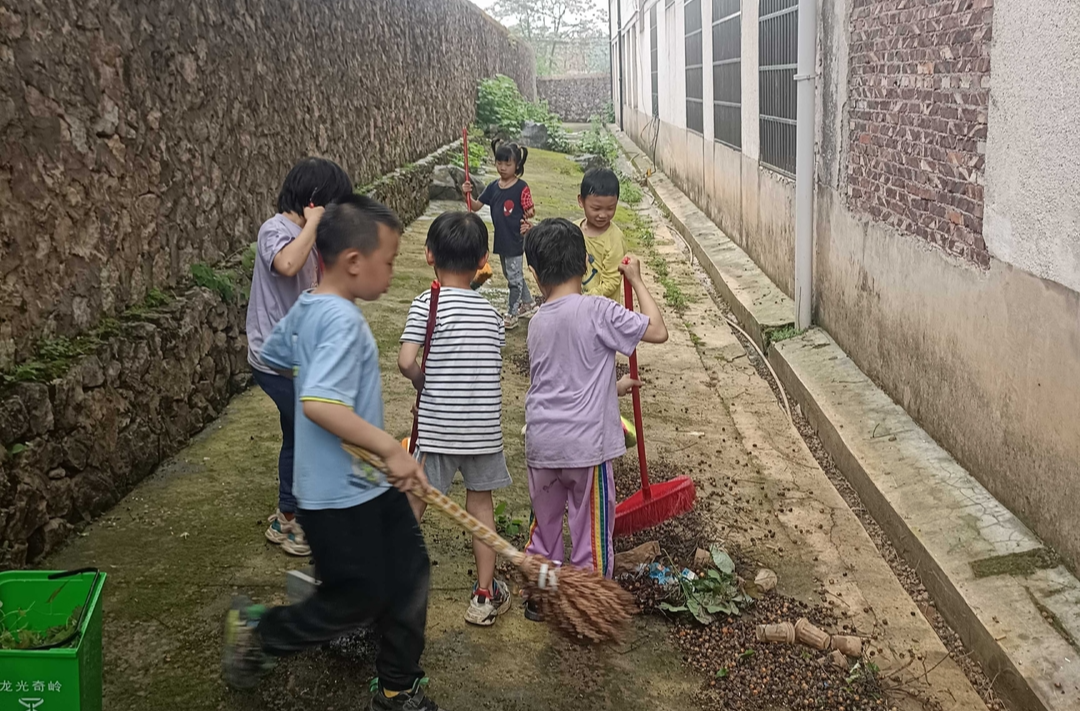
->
<box><xmin>46</xmin><ymin>148</ymin><xmax>983</xmax><ymax>710</ymax></box>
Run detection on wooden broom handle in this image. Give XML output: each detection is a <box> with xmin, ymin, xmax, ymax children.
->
<box><xmin>463</xmin><ymin>127</ymin><xmax>473</xmax><ymax>211</ymax></box>
<box><xmin>420</xmin><ymin>487</ymin><xmax>525</xmax><ymax>564</ymax></box>
<box><xmin>342</xmin><ymin>443</ymin><xmax>526</xmax><ymax>565</ymax></box>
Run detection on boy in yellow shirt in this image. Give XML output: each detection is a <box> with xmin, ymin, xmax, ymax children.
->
<box><xmin>578</xmin><ymin>168</ymin><xmax>626</xmax><ymax>301</ymax></box>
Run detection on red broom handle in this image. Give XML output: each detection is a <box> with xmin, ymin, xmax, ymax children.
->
<box><xmin>624</xmin><ymin>273</ymin><xmax>652</xmax><ymax>499</ymax></box>
<box><xmin>462</xmin><ymin>127</ymin><xmax>473</xmax><ymax>211</ymax></box>
<box><xmin>409</xmin><ymin>280</ymin><xmax>441</xmax><ymax>455</ymax></box>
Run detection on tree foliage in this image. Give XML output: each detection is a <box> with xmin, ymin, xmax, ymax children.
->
<box><xmin>489</xmin><ymin>0</ymin><xmax>609</xmax><ymax>75</ymax></box>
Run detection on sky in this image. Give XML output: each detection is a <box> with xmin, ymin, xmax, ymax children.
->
<box><xmin>469</xmin><ymin>0</ymin><xmax>610</xmax><ymax>25</ymax></box>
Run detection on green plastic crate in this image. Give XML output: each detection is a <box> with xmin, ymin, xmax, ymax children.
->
<box><xmin>0</xmin><ymin>570</ymin><xmax>106</xmax><ymax>711</ymax></box>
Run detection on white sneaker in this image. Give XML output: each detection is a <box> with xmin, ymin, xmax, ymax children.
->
<box><xmin>264</xmin><ymin>511</ymin><xmax>292</xmax><ymax>544</ymax></box>
<box><xmin>281</xmin><ymin>520</ymin><xmax>311</xmax><ymax>557</ymax></box>
<box><xmin>465</xmin><ymin>580</ymin><xmax>511</xmax><ymax>627</ymax></box>
<box><xmin>518</xmin><ymin>302</ymin><xmax>539</xmax><ymax>320</ymax></box>
<box><xmin>504</xmin><ymin>314</ymin><xmax>520</xmax><ymax>330</ymax></box>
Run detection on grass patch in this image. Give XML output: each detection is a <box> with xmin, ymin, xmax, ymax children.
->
<box><xmin>241</xmin><ymin>242</ymin><xmax>257</xmax><ymax>275</ymax></box>
<box><xmin>661</xmin><ymin>279</ymin><xmax>689</xmax><ymax>312</ymax></box>
<box><xmin>191</xmin><ymin>263</ymin><xmax>237</xmax><ymax>302</ymax></box>
<box><xmin>631</xmin><ymin>219</ymin><xmax>689</xmax><ymax>313</ymax></box>
<box><xmin>620</xmin><ymin>178</ymin><xmax>644</xmax><ymax>206</ymax></box>
<box><xmin>1</xmin><ymin>318</ymin><xmax>121</xmax><ymax>386</ymax></box>
<box><xmin>124</xmin><ymin>288</ymin><xmax>174</xmax><ymax>321</ymax></box>
<box><xmin>763</xmin><ymin>325</ymin><xmax>805</xmax><ymax>348</ymax></box>
<box><xmin>578</xmin><ymin>117</ymin><xmax>620</xmax><ymax>165</ymax></box>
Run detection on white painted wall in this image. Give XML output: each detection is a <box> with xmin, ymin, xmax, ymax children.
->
<box><xmin>701</xmin><ymin>0</ymin><xmax>714</xmax><ymax>141</ymax></box>
<box><xmin>741</xmin><ymin>0</ymin><xmax>760</xmax><ymax>161</ymax></box>
<box><xmin>983</xmin><ymin>1</ymin><xmax>1080</xmax><ymax>293</ymax></box>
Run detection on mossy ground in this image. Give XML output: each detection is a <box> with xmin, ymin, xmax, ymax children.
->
<box><xmin>46</xmin><ymin>148</ymin><xmax>698</xmax><ymax>711</ymax></box>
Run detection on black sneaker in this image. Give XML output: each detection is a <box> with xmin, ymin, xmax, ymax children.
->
<box><xmin>524</xmin><ymin>599</ymin><xmax>545</xmax><ymax>622</ymax></box>
<box><xmin>221</xmin><ymin>596</ymin><xmax>275</xmax><ymax>690</ymax></box>
<box><xmin>370</xmin><ymin>678</ymin><xmax>444</xmax><ymax>710</ymax></box>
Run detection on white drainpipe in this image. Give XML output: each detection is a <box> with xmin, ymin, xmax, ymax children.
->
<box><xmin>793</xmin><ymin>0</ymin><xmax>817</xmax><ymax>331</ymax></box>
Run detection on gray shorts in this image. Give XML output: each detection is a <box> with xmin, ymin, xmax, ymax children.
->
<box><xmin>420</xmin><ymin>451</ymin><xmax>513</xmax><ymax>494</ymax></box>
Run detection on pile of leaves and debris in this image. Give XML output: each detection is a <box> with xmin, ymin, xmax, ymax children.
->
<box><xmin>0</xmin><ymin>604</ymin><xmax>81</xmax><ymax>650</ymax></box>
<box><xmin>611</xmin><ymin>458</ymin><xmax>887</xmax><ymax>710</ymax></box>
<box><xmin>623</xmin><ymin>557</ymin><xmax>886</xmax><ymax>710</ymax></box>
<box><xmin>613</xmin><ymin>457</ymin><xmax>711</xmax><ymax>564</ymax></box>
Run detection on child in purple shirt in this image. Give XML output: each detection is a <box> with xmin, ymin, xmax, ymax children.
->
<box><xmin>247</xmin><ymin>157</ymin><xmax>353</xmax><ymax>556</ymax></box>
<box><xmin>521</xmin><ymin>218</ymin><xmax>668</xmax><ymax>619</ymax></box>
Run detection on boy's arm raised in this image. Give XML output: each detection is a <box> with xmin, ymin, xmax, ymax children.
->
<box><xmin>302</xmin><ymin>401</ymin><xmax>428</xmax><ymax>494</ymax></box>
<box><xmin>619</xmin><ymin>256</ymin><xmax>669</xmax><ymax>344</ymax></box>
<box><xmin>273</xmin><ymin>205</ymin><xmax>323</xmax><ymax>277</ymax></box>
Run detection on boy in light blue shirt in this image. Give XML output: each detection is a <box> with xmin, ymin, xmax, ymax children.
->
<box><xmin>222</xmin><ymin>195</ymin><xmax>444</xmax><ymax>711</ymax></box>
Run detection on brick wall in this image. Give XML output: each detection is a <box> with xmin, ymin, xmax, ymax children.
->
<box><xmin>0</xmin><ymin>0</ymin><xmax>534</xmax><ymax>367</ymax></box>
<box><xmin>846</xmin><ymin>0</ymin><xmax>993</xmax><ymax>267</ymax></box>
<box><xmin>537</xmin><ymin>74</ymin><xmax>612</xmax><ymax>122</ymax></box>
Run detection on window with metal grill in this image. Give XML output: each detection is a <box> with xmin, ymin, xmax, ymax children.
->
<box><xmin>650</xmin><ymin>6</ymin><xmax>659</xmax><ymax>118</ymax></box>
<box><xmin>685</xmin><ymin>0</ymin><xmax>704</xmax><ymax>133</ymax></box>
<box><xmin>712</xmin><ymin>0</ymin><xmax>741</xmax><ymax>149</ymax></box>
<box><xmin>758</xmin><ymin>0</ymin><xmax>797</xmax><ymax>174</ymax></box>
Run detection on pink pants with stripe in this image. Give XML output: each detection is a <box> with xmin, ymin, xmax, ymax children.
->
<box><xmin>524</xmin><ymin>461</ymin><xmax>616</xmax><ymax>579</ymax></box>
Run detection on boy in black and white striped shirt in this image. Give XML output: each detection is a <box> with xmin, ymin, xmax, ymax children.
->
<box><xmin>398</xmin><ymin>211</ymin><xmax>513</xmax><ymax>628</ymax></box>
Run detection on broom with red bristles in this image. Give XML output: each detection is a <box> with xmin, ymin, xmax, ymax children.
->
<box><xmin>343</xmin><ymin>443</ymin><xmax>634</xmax><ymax>644</ymax></box>
<box><xmin>613</xmin><ymin>264</ymin><xmax>697</xmax><ymax>537</ymax></box>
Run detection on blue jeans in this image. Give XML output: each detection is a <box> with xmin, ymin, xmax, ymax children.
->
<box><xmin>252</xmin><ymin>369</ymin><xmax>296</xmax><ymax>514</ymax></box>
<box><xmin>500</xmin><ymin>254</ymin><xmax>534</xmax><ymax>317</ymax></box>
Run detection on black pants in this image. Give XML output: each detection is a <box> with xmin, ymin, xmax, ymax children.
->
<box><xmin>257</xmin><ymin>489</ymin><xmax>430</xmax><ymax>691</ymax></box>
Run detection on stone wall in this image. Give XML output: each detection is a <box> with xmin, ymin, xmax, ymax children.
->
<box><xmin>537</xmin><ymin>74</ymin><xmax>612</xmax><ymax>122</ymax></box>
<box><xmin>0</xmin><ymin>263</ymin><xmax>250</xmax><ymax>568</ymax></box>
<box><xmin>363</xmin><ymin>143</ymin><xmax>461</xmax><ymax>227</ymax></box>
<box><xmin>847</xmin><ymin>0</ymin><xmax>992</xmax><ymax>267</ymax></box>
<box><xmin>0</xmin><ymin>134</ymin><xmax>468</xmax><ymax>570</ymax></box>
<box><xmin>0</xmin><ymin>0</ymin><xmax>534</xmax><ymax>366</ymax></box>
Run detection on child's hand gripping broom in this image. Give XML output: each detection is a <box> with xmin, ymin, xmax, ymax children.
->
<box><xmin>613</xmin><ymin>265</ymin><xmax>697</xmax><ymax>537</ymax></box>
<box><xmin>343</xmin><ymin>443</ymin><xmax>635</xmax><ymax>644</ymax></box>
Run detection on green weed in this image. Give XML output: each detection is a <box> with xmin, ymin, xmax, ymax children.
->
<box><xmin>0</xmin><ymin>604</ymin><xmax>82</xmax><ymax>650</ymax></box>
<box><xmin>448</xmin><ymin>133</ymin><xmax>486</xmax><ymax>173</ymax></box>
<box><xmin>578</xmin><ymin>116</ymin><xmax>620</xmax><ymax>166</ymax></box>
<box><xmin>661</xmin><ymin>279</ymin><xmax>689</xmax><ymax>312</ymax></box>
<box><xmin>619</xmin><ymin>178</ymin><xmax>644</xmax><ymax>206</ymax></box>
<box><xmin>658</xmin><ymin>547</ymin><xmax>754</xmax><ymax>625</ymax></box>
<box><xmin>241</xmin><ymin>242</ymin><xmax>258</xmax><ymax>275</ymax></box>
<box><xmin>0</xmin><ymin>325</ymin><xmax>120</xmax><ymax>386</ymax></box>
<box><xmin>494</xmin><ymin>501</ymin><xmax>526</xmax><ymax>541</ymax></box>
<box><xmin>476</xmin><ymin>75</ymin><xmax>571</xmax><ymax>152</ymax></box>
<box><xmin>191</xmin><ymin>263</ymin><xmax>236</xmax><ymax>302</ymax></box>
<box><xmin>766</xmin><ymin>325</ymin><xmax>805</xmax><ymax>346</ymax></box>
<box><xmin>648</xmin><ymin>254</ymin><xmax>669</xmax><ymax>278</ymax></box>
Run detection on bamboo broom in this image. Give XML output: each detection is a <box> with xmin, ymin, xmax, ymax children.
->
<box><xmin>342</xmin><ymin>443</ymin><xmax>635</xmax><ymax>644</ymax></box>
